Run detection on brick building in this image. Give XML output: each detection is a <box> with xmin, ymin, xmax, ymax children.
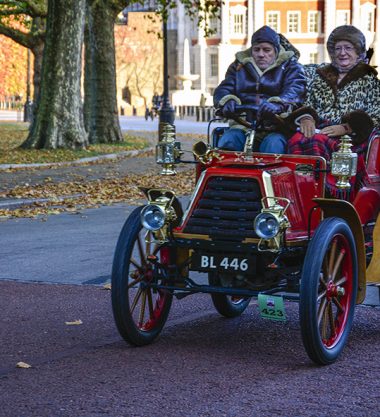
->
<box><xmin>179</xmin><ymin>0</ymin><xmax>379</xmax><ymax>96</ymax></box>
<box><xmin>121</xmin><ymin>0</ymin><xmax>380</xmax><ymax>109</ymax></box>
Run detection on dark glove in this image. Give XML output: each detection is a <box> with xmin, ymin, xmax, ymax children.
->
<box><xmin>258</xmin><ymin>101</ymin><xmax>284</xmax><ymax>120</ymax></box>
<box><xmin>221</xmin><ymin>100</ymin><xmax>236</xmax><ymax>118</ymax></box>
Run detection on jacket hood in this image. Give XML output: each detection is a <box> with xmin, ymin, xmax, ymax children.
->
<box><xmin>251</xmin><ymin>25</ymin><xmax>280</xmax><ymax>53</ymax></box>
<box><xmin>279</xmin><ymin>33</ymin><xmax>300</xmax><ymax>59</ymax></box>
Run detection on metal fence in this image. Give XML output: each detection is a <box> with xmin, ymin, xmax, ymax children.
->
<box><xmin>0</xmin><ymin>100</ymin><xmax>34</xmax><ymax>122</ymax></box>
<box><xmin>0</xmin><ymin>100</ymin><xmax>23</xmax><ymax>110</ymax></box>
<box><xmin>175</xmin><ymin>106</ymin><xmax>215</xmax><ymax>122</ymax></box>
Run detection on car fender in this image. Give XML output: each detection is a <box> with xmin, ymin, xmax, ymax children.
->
<box><xmin>313</xmin><ymin>198</ymin><xmax>366</xmax><ymax>304</ymax></box>
<box><xmin>366</xmin><ymin>215</ymin><xmax>380</xmax><ymax>285</ymax></box>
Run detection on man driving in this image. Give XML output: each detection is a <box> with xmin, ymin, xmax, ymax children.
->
<box><xmin>214</xmin><ymin>25</ymin><xmax>306</xmax><ymax>153</ymax></box>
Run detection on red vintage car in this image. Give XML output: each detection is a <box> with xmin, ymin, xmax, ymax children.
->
<box><xmin>111</xmin><ymin>109</ymin><xmax>380</xmax><ymax>365</ymax></box>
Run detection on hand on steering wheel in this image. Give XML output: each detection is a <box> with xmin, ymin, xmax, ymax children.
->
<box><xmin>221</xmin><ymin>100</ymin><xmax>237</xmax><ymax>118</ymax></box>
<box><xmin>258</xmin><ymin>101</ymin><xmax>284</xmax><ymax>120</ymax></box>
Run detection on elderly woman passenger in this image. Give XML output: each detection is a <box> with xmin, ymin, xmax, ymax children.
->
<box><xmin>287</xmin><ymin>25</ymin><xmax>380</xmax><ymax>194</ymax></box>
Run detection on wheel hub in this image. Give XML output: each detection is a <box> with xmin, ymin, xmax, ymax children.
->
<box><xmin>326</xmin><ymin>280</ymin><xmax>345</xmax><ymax>301</ymax></box>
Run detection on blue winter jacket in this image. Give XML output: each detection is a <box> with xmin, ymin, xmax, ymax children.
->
<box><xmin>214</xmin><ymin>46</ymin><xmax>306</xmax><ymax>128</ymax></box>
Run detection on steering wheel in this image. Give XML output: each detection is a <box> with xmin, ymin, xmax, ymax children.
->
<box><xmin>215</xmin><ymin>104</ymin><xmax>259</xmax><ymax>129</ymax></box>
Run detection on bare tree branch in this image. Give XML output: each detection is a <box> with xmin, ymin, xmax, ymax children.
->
<box><xmin>0</xmin><ymin>21</ymin><xmax>30</xmax><ymax>47</ymax></box>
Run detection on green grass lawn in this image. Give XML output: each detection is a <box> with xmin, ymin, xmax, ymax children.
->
<box><xmin>0</xmin><ymin>122</ymin><xmax>151</xmax><ymax>164</ymax></box>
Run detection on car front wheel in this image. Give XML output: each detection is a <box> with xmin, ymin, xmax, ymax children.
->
<box><xmin>300</xmin><ymin>217</ymin><xmax>358</xmax><ymax>365</ymax></box>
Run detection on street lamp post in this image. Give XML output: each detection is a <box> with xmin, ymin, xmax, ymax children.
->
<box><xmin>122</xmin><ymin>1</ymin><xmax>175</xmax><ymax>137</ymax></box>
<box><xmin>158</xmin><ymin>16</ymin><xmax>175</xmax><ymax>138</ymax></box>
<box><xmin>24</xmin><ymin>48</ymin><xmax>33</xmax><ymax>123</ymax></box>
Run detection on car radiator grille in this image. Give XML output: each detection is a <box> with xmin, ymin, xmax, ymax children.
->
<box><xmin>183</xmin><ymin>176</ymin><xmax>262</xmax><ymax>241</ymax></box>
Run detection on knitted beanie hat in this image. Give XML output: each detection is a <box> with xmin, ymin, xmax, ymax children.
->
<box><xmin>251</xmin><ymin>25</ymin><xmax>280</xmax><ymax>53</ymax></box>
<box><xmin>327</xmin><ymin>25</ymin><xmax>366</xmax><ymax>58</ymax></box>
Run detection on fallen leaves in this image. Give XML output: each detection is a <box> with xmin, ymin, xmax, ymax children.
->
<box><xmin>0</xmin><ymin>169</ymin><xmax>195</xmax><ymax>218</ymax></box>
<box><xmin>0</xmin><ymin>125</ymin><xmax>200</xmax><ymax>219</ymax></box>
<box><xmin>16</xmin><ymin>361</ymin><xmax>32</xmax><ymax>369</ymax></box>
<box><xmin>65</xmin><ymin>319</ymin><xmax>83</xmax><ymax>325</ymax></box>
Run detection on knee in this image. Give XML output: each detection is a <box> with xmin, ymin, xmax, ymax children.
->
<box><xmin>259</xmin><ymin>133</ymin><xmax>287</xmax><ymax>154</ymax></box>
<box><xmin>218</xmin><ymin>129</ymin><xmax>245</xmax><ymax>151</ymax></box>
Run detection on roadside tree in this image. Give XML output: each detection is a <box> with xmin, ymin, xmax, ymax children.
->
<box><xmin>84</xmin><ymin>0</ymin><xmax>126</xmax><ymax>144</ymax></box>
<box><xmin>0</xmin><ymin>0</ymin><xmax>222</xmax><ymax>149</ymax></box>
<box><xmin>21</xmin><ymin>0</ymin><xmax>88</xmax><ymax>149</ymax></box>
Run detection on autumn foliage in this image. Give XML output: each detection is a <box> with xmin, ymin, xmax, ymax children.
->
<box><xmin>115</xmin><ymin>12</ymin><xmax>163</xmax><ymax>111</ymax></box>
<box><xmin>0</xmin><ymin>35</ymin><xmax>27</xmax><ymax>100</ymax></box>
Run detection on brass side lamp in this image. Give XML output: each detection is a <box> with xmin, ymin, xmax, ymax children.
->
<box><xmin>156</xmin><ymin>122</ymin><xmax>182</xmax><ymax>175</ymax></box>
<box><xmin>331</xmin><ymin>135</ymin><xmax>358</xmax><ymax>189</ymax></box>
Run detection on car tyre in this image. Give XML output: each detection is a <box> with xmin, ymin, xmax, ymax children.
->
<box><xmin>111</xmin><ymin>206</ymin><xmax>173</xmax><ymax>346</ymax></box>
<box><xmin>209</xmin><ymin>273</ymin><xmax>251</xmax><ymax>318</ymax></box>
<box><xmin>300</xmin><ymin>217</ymin><xmax>358</xmax><ymax>365</ymax></box>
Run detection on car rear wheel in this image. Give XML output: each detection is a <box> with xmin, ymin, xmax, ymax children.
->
<box><xmin>300</xmin><ymin>217</ymin><xmax>357</xmax><ymax>365</ymax></box>
<box><xmin>111</xmin><ymin>206</ymin><xmax>173</xmax><ymax>346</ymax></box>
<box><xmin>209</xmin><ymin>273</ymin><xmax>251</xmax><ymax>318</ymax></box>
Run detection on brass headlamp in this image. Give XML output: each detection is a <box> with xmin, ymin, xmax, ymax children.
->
<box><xmin>156</xmin><ymin>122</ymin><xmax>182</xmax><ymax>175</ymax></box>
<box><xmin>331</xmin><ymin>135</ymin><xmax>358</xmax><ymax>189</ymax></box>
<box><xmin>254</xmin><ymin>196</ymin><xmax>290</xmax><ymax>252</ymax></box>
<box><xmin>140</xmin><ymin>189</ymin><xmax>178</xmax><ymax>244</ymax></box>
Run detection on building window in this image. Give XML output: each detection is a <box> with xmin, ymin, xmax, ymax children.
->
<box><xmin>230</xmin><ymin>6</ymin><xmax>247</xmax><ymax>36</ymax></box>
<box><xmin>210</xmin><ymin>54</ymin><xmax>218</xmax><ymax>77</ymax></box>
<box><xmin>336</xmin><ymin>10</ymin><xmax>350</xmax><ymax>26</ymax></box>
<box><xmin>266</xmin><ymin>12</ymin><xmax>280</xmax><ymax>32</ymax></box>
<box><xmin>208</xmin><ymin>16</ymin><xmax>220</xmax><ymax>35</ymax></box>
<box><xmin>309</xmin><ymin>52</ymin><xmax>318</xmax><ymax>64</ymax></box>
<box><xmin>308</xmin><ymin>11</ymin><xmax>320</xmax><ymax>33</ymax></box>
<box><xmin>233</xmin><ymin>14</ymin><xmax>244</xmax><ymax>34</ymax></box>
<box><xmin>287</xmin><ymin>12</ymin><xmax>300</xmax><ymax>33</ymax></box>
<box><xmin>191</xmin><ymin>53</ymin><xmax>196</xmax><ymax>76</ymax></box>
<box><xmin>366</xmin><ymin>11</ymin><xmax>374</xmax><ymax>31</ymax></box>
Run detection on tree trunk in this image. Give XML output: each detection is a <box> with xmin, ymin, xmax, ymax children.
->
<box><xmin>30</xmin><ymin>18</ymin><xmax>46</xmax><ymax>106</ymax></box>
<box><xmin>30</xmin><ymin>40</ymin><xmax>44</xmax><ymax>121</ymax></box>
<box><xmin>84</xmin><ymin>0</ymin><xmax>124</xmax><ymax>144</ymax></box>
<box><xmin>22</xmin><ymin>0</ymin><xmax>88</xmax><ymax>149</ymax></box>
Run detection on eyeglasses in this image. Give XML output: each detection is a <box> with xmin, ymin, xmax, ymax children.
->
<box><xmin>334</xmin><ymin>45</ymin><xmax>355</xmax><ymax>53</ymax></box>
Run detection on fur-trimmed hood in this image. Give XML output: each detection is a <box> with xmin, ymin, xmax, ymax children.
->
<box><xmin>235</xmin><ymin>46</ymin><xmax>295</xmax><ymax>75</ymax></box>
<box><xmin>235</xmin><ymin>33</ymin><xmax>300</xmax><ymax>75</ymax></box>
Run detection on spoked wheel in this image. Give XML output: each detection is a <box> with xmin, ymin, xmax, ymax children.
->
<box><xmin>300</xmin><ymin>217</ymin><xmax>358</xmax><ymax>365</ymax></box>
<box><xmin>209</xmin><ymin>273</ymin><xmax>251</xmax><ymax>318</ymax></box>
<box><xmin>112</xmin><ymin>206</ymin><xmax>173</xmax><ymax>346</ymax></box>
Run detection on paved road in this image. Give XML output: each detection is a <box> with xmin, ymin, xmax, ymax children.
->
<box><xmin>0</xmin><ymin>109</ymin><xmax>23</xmax><ymax>121</ymax></box>
<box><xmin>0</xmin><ymin>110</ymin><xmax>227</xmax><ymax>135</ymax></box>
<box><xmin>1</xmin><ymin>279</ymin><xmax>380</xmax><ymax>417</ymax></box>
<box><xmin>0</xmin><ymin>205</ymin><xmax>130</xmax><ymax>285</ymax></box>
<box><xmin>119</xmin><ymin>115</ymin><xmax>227</xmax><ymax>135</ymax></box>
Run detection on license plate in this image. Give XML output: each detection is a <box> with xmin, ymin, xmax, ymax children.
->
<box><xmin>258</xmin><ymin>294</ymin><xmax>286</xmax><ymax>321</ymax></box>
<box><xmin>191</xmin><ymin>252</ymin><xmax>254</xmax><ymax>273</ymax></box>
